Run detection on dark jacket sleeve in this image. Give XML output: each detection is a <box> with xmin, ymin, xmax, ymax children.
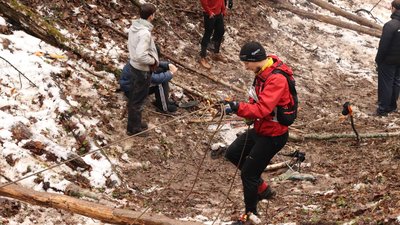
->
<box><xmin>119</xmin><ymin>62</ymin><xmax>132</xmax><ymax>93</ymax></box>
<box><xmin>151</xmin><ymin>61</ymin><xmax>173</xmax><ymax>84</ymax></box>
<box><xmin>375</xmin><ymin>20</ymin><xmax>397</xmax><ymax>64</ymax></box>
<box><xmin>158</xmin><ymin>61</ymin><xmax>170</xmax><ymax>70</ymax></box>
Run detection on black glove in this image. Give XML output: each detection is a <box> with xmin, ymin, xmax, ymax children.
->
<box><xmin>228</xmin><ymin>0</ymin><xmax>233</xmax><ymax>9</ymax></box>
<box><xmin>224</xmin><ymin>101</ymin><xmax>239</xmax><ymax>114</ymax></box>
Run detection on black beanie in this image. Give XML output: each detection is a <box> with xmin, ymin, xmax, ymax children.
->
<box><xmin>239</xmin><ymin>41</ymin><xmax>267</xmax><ymax>62</ymax></box>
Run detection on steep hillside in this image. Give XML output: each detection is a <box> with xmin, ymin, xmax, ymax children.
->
<box><xmin>1</xmin><ymin>0</ymin><xmax>400</xmax><ymax>224</ymax></box>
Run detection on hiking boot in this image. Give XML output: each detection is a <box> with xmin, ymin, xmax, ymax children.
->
<box><xmin>375</xmin><ymin>109</ymin><xmax>388</xmax><ymax>117</ymax></box>
<box><xmin>199</xmin><ymin>57</ymin><xmax>211</xmax><ymax>69</ymax></box>
<box><xmin>231</xmin><ymin>213</ymin><xmax>260</xmax><ymax>225</ymax></box>
<box><xmin>126</xmin><ymin>128</ymin><xmax>149</xmax><ymax>137</ymax></box>
<box><xmin>141</xmin><ymin>122</ymin><xmax>148</xmax><ymax>130</ymax></box>
<box><xmin>154</xmin><ymin>103</ymin><xmax>178</xmax><ymax>114</ymax></box>
<box><xmin>211</xmin><ymin>53</ymin><xmax>227</xmax><ymax>63</ymax></box>
<box><xmin>210</xmin><ymin>146</ymin><xmax>227</xmax><ymax>159</ymax></box>
<box><xmin>230</xmin><ymin>220</ymin><xmax>246</xmax><ymax>225</ymax></box>
<box><xmin>258</xmin><ymin>186</ymin><xmax>276</xmax><ymax>200</ymax></box>
<box><xmin>168</xmin><ymin>100</ymin><xmax>178</xmax><ymax>106</ymax></box>
<box><xmin>230</xmin><ymin>214</ymin><xmax>247</xmax><ymax>225</ymax></box>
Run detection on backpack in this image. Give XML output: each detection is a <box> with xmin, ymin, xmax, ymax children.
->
<box><xmin>272</xmin><ymin>69</ymin><xmax>298</xmax><ymax>126</ymax></box>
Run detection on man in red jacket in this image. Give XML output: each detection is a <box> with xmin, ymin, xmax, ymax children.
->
<box><xmin>199</xmin><ymin>0</ymin><xmax>232</xmax><ymax>69</ymax></box>
<box><xmin>224</xmin><ymin>41</ymin><xmax>293</xmax><ymax>225</ymax></box>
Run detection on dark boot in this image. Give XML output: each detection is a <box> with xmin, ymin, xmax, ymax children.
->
<box><xmin>154</xmin><ymin>102</ymin><xmax>177</xmax><ymax>114</ymax></box>
<box><xmin>141</xmin><ymin>121</ymin><xmax>148</xmax><ymax>129</ymax></box>
<box><xmin>126</xmin><ymin>129</ymin><xmax>149</xmax><ymax>137</ymax></box>
<box><xmin>258</xmin><ymin>185</ymin><xmax>276</xmax><ymax>200</ymax></box>
<box><xmin>166</xmin><ymin>104</ymin><xmax>177</xmax><ymax>112</ymax></box>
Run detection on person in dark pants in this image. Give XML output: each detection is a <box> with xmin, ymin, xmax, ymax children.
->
<box><xmin>126</xmin><ymin>3</ymin><xmax>158</xmax><ymax>136</ymax></box>
<box><xmin>375</xmin><ymin>0</ymin><xmax>400</xmax><ymax>116</ymax></box>
<box><xmin>199</xmin><ymin>0</ymin><xmax>232</xmax><ymax>69</ymax></box>
<box><xmin>224</xmin><ymin>41</ymin><xmax>295</xmax><ymax>225</ymax></box>
<box><xmin>120</xmin><ymin>61</ymin><xmax>178</xmax><ymax>113</ymax></box>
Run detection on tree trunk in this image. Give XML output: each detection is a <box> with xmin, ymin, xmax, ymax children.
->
<box><xmin>289</xmin><ymin>131</ymin><xmax>400</xmax><ymax>141</ymax></box>
<box><xmin>0</xmin><ymin>184</ymin><xmax>203</xmax><ymax>225</ymax></box>
<box><xmin>0</xmin><ymin>0</ymin><xmax>66</xmax><ymax>48</ymax></box>
<box><xmin>0</xmin><ymin>0</ymin><xmax>119</xmax><ymax>74</ymax></box>
<box><xmin>309</xmin><ymin>0</ymin><xmax>382</xmax><ymax>30</ymax></box>
<box><xmin>272</xmin><ymin>2</ymin><xmax>381</xmax><ymax>38</ymax></box>
<box><xmin>129</xmin><ymin>0</ymin><xmax>142</xmax><ymax>7</ymax></box>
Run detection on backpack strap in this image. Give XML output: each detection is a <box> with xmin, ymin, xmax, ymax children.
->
<box><xmin>272</xmin><ymin>69</ymin><xmax>297</xmax><ymax>96</ymax></box>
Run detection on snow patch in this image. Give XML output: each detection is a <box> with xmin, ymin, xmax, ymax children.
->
<box><xmin>0</xmin><ymin>16</ymin><xmax>6</xmax><ymax>26</ymax></box>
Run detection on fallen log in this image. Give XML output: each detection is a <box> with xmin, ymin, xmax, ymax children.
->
<box><xmin>309</xmin><ymin>0</ymin><xmax>382</xmax><ymax>30</ymax></box>
<box><xmin>289</xmin><ymin>131</ymin><xmax>400</xmax><ymax>141</ymax></box>
<box><xmin>129</xmin><ymin>0</ymin><xmax>142</xmax><ymax>8</ymax></box>
<box><xmin>163</xmin><ymin>52</ymin><xmax>246</xmax><ymax>94</ymax></box>
<box><xmin>170</xmin><ymin>80</ymin><xmax>214</xmax><ymax>102</ymax></box>
<box><xmin>0</xmin><ymin>0</ymin><xmax>119</xmax><ymax>74</ymax></box>
<box><xmin>0</xmin><ymin>0</ymin><xmax>66</xmax><ymax>48</ymax></box>
<box><xmin>0</xmin><ymin>184</ymin><xmax>203</xmax><ymax>225</ymax></box>
<box><xmin>272</xmin><ymin>2</ymin><xmax>381</xmax><ymax>38</ymax></box>
<box><xmin>264</xmin><ymin>161</ymin><xmax>290</xmax><ymax>172</ymax></box>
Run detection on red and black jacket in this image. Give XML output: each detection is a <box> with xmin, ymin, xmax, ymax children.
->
<box><xmin>200</xmin><ymin>0</ymin><xmax>226</xmax><ymax>16</ymax></box>
<box><xmin>237</xmin><ymin>55</ymin><xmax>294</xmax><ymax>136</ymax></box>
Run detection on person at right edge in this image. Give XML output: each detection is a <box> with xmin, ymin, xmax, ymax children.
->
<box><xmin>199</xmin><ymin>0</ymin><xmax>233</xmax><ymax>69</ymax></box>
<box><xmin>126</xmin><ymin>3</ymin><xmax>158</xmax><ymax>137</ymax></box>
<box><xmin>224</xmin><ymin>41</ymin><xmax>294</xmax><ymax>225</ymax></box>
<box><xmin>375</xmin><ymin>0</ymin><xmax>400</xmax><ymax>116</ymax></box>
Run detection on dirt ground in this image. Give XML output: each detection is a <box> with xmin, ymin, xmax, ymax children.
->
<box><xmin>3</xmin><ymin>0</ymin><xmax>400</xmax><ymax>224</ymax></box>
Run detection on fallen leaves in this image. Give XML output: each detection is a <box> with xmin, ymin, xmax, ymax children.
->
<box><xmin>11</xmin><ymin>122</ymin><xmax>32</xmax><ymax>142</ymax></box>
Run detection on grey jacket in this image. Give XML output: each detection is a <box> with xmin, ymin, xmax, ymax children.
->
<box><xmin>128</xmin><ymin>18</ymin><xmax>159</xmax><ymax>71</ymax></box>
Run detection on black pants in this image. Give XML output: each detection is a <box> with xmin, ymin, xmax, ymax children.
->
<box><xmin>200</xmin><ymin>13</ymin><xmax>225</xmax><ymax>57</ymax></box>
<box><xmin>149</xmin><ymin>82</ymin><xmax>170</xmax><ymax>111</ymax></box>
<box><xmin>377</xmin><ymin>64</ymin><xmax>400</xmax><ymax>113</ymax></box>
<box><xmin>225</xmin><ymin>129</ymin><xmax>288</xmax><ymax>214</ymax></box>
<box><xmin>127</xmin><ymin>66</ymin><xmax>152</xmax><ymax>133</ymax></box>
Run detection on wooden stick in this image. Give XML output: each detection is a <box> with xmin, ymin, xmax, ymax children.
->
<box><xmin>264</xmin><ymin>161</ymin><xmax>290</xmax><ymax>172</ymax></box>
<box><xmin>163</xmin><ymin>53</ymin><xmax>246</xmax><ymax>94</ymax></box>
<box><xmin>272</xmin><ymin>2</ymin><xmax>381</xmax><ymax>37</ymax></box>
<box><xmin>170</xmin><ymin>80</ymin><xmax>215</xmax><ymax>101</ymax></box>
<box><xmin>188</xmin><ymin>117</ymin><xmax>243</xmax><ymax>123</ymax></box>
<box><xmin>0</xmin><ymin>184</ymin><xmax>203</xmax><ymax>225</ymax></box>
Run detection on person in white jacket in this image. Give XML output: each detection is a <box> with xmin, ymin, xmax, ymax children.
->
<box><xmin>126</xmin><ymin>3</ymin><xmax>158</xmax><ymax>137</ymax></box>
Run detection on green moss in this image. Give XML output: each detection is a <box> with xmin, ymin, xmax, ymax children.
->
<box><xmin>9</xmin><ymin>0</ymin><xmax>67</xmax><ymax>43</ymax></box>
